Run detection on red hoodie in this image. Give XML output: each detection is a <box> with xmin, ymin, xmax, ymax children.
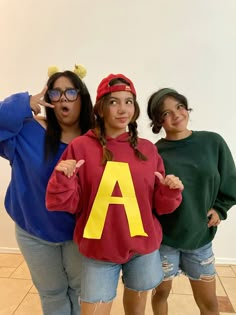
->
<box><xmin>46</xmin><ymin>130</ymin><xmax>182</xmax><ymax>263</ymax></box>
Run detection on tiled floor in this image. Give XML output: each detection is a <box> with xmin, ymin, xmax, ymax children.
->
<box><xmin>0</xmin><ymin>253</ymin><xmax>236</xmax><ymax>315</ymax></box>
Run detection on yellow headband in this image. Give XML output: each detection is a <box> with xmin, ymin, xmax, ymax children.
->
<box><xmin>47</xmin><ymin>64</ymin><xmax>87</xmax><ymax>79</ymax></box>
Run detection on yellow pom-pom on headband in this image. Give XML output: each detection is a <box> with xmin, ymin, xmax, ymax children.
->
<box><xmin>47</xmin><ymin>66</ymin><xmax>59</xmax><ymax>77</ymax></box>
<box><xmin>73</xmin><ymin>64</ymin><xmax>87</xmax><ymax>79</ymax></box>
<box><xmin>47</xmin><ymin>64</ymin><xmax>87</xmax><ymax>79</ymax></box>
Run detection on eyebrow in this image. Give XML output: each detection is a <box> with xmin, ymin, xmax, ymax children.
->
<box><xmin>162</xmin><ymin>102</ymin><xmax>183</xmax><ymax>111</ymax></box>
<box><xmin>109</xmin><ymin>96</ymin><xmax>133</xmax><ymax>100</ymax></box>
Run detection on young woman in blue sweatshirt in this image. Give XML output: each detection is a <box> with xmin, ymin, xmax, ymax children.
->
<box><xmin>0</xmin><ymin>69</ymin><xmax>94</xmax><ymax>315</ymax></box>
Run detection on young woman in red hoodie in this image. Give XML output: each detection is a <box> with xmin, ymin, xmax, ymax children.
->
<box><xmin>46</xmin><ymin>74</ymin><xmax>184</xmax><ymax>315</ymax></box>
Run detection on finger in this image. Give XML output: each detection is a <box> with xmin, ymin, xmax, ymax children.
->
<box><xmin>62</xmin><ymin>166</ymin><xmax>73</xmax><ymax>178</ymax></box>
<box><xmin>38</xmin><ymin>87</ymin><xmax>54</xmax><ymax>108</ymax></box>
<box><xmin>42</xmin><ymin>101</ymin><xmax>54</xmax><ymax>108</ymax></box>
<box><xmin>154</xmin><ymin>172</ymin><xmax>164</xmax><ymax>182</ymax></box>
<box><xmin>207</xmin><ymin>210</ymin><xmax>214</xmax><ymax>217</ymax></box>
<box><xmin>32</xmin><ymin>105</ymin><xmax>41</xmax><ymax>116</ymax></box>
<box><xmin>40</xmin><ymin>86</ymin><xmax>48</xmax><ymax>96</ymax></box>
<box><xmin>76</xmin><ymin>160</ymin><xmax>85</xmax><ymax>168</ymax></box>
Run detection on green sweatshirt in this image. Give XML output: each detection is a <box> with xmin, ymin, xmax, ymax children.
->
<box><xmin>156</xmin><ymin>131</ymin><xmax>236</xmax><ymax>250</ymax></box>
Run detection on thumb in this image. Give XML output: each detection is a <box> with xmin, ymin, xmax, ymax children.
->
<box><xmin>76</xmin><ymin>160</ymin><xmax>85</xmax><ymax>168</ymax></box>
<box><xmin>154</xmin><ymin>172</ymin><xmax>164</xmax><ymax>182</ymax></box>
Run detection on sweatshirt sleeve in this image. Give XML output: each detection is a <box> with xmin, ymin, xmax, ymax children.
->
<box><xmin>46</xmin><ymin>143</ymin><xmax>82</xmax><ymax>214</ymax></box>
<box><xmin>0</xmin><ymin>92</ymin><xmax>32</xmax><ymax>142</ymax></box>
<box><xmin>153</xmin><ymin>152</ymin><xmax>183</xmax><ymax>215</ymax></box>
<box><xmin>213</xmin><ymin>135</ymin><xmax>236</xmax><ymax>220</ymax></box>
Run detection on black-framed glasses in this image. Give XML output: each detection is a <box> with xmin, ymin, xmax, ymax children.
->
<box><xmin>47</xmin><ymin>88</ymin><xmax>80</xmax><ymax>102</ymax></box>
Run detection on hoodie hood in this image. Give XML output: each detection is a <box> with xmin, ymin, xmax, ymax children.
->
<box><xmin>85</xmin><ymin>129</ymin><xmax>130</xmax><ymax>143</ymax></box>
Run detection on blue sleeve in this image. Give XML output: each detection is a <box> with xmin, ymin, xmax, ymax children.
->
<box><xmin>0</xmin><ymin>92</ymin><xmax>33</xmax><ymax>160</ymax></box>
<box><xmin>0</xmin><ymin>92</ymin><xmax>33</xmax><ymax>142</ymax></box>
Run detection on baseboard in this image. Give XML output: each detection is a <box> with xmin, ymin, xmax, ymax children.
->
<box><xmin>215</xmin><ymin>257</ymin><xmax>236</xmax><ymax>265</ymax></box>
<box><xmin>0</xmin><ymin>247</ymin><xmax>21</xmax><ymax>254</ymax></box>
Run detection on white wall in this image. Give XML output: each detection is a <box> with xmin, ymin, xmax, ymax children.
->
<box><xmin>0</xmin><ymin>0</ymin><xmax>235</xmax><ymax>262</ymax></box>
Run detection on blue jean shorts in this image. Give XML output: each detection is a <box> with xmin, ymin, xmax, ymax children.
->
<box><xmin>159</xmin><ymin>242</ymin><xmax>216</xmax><ymax>280</ymax></box>
<box><xmin>79</xmin><ymin>249</ymin><xmax>164</xmax><ymax>303</ymax></box>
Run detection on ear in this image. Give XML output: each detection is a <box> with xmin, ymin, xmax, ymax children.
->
<box><xmin>98</xmin><ymin>110</ymin><xmax>104</xmax><ymax>118</ymax></box>
<box><xmin>97</xmin><ymin>102</ymin><xmax>105</xmax><ymax>118</ymax></box>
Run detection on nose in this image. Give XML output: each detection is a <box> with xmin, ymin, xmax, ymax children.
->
<box><xmin>118</xmin><ymin>102</ymin><xmax>126</xmax><ymax>113</ymax></box>
<box><xmin>172</xmin><ymin>110</ymin><xmax>179</xmax><ymax>119</ymax></box>
<box><xmin>60</xmin><ymin>92</ymin><xmax>68</xmax><ymax>102</ymax></box>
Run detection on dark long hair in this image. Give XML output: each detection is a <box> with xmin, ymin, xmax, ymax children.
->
<box><xmin>93</xmin><ymin>78</ymin><xmax>147</xmax><ymax>164</ymax></box>
<box><xmin>44</xmin><ymin>71</ymin><xmax>94</xmax><ymax>160</ymax></box>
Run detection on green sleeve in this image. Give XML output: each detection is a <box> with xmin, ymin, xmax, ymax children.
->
<box><xmin>213</xmin><ymin>136</ymin><xmax>236</xmax><ymax>220</ymax></box>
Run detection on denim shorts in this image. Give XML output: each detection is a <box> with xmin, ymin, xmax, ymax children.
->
<box><xmin>159</xmin><ymin>242</ymin><xmax>216</xmax><ymax>280</ymax></box>
<box><xmin>79</xmin><ymin>249</ymin><xmax>164</xmax><ymax>303</ymax></box>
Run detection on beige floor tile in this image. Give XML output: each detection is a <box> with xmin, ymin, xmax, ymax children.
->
<box><xmin>111</xmin><ymin>280</ymin><xmax>124</xmax><ymax>315</ymax></box>
<box><xmin>145</xmin><ymin>292</ymin><xmax>153</xmax><ymax>314</ymax></box>
<box><xmin>30</xmin><ymin>284</ymin><xmax>38</xmax><ymax>293</ymax></box>
<box><xmin>216</xmin><ymin>265</ymin><xmax>236</xmax><ymax>277</ymax></box>
<box><xmin>10</xmin><ymin>261</ymin><xmax>31</xmax><ymax>279</ymax></box>
<box><xmin>0</xmin><ymin>266</ymin><xmax>15</xmax><ymax>278</ymax></box>
<box><xmin>220</xmin><ymin>277</ymin><xmax>236</xmax><ymax>311</ymax></box>
<box><xmin>0</xmin><ymin>253</ymin><xmax>23</xmax><ymax>268</ymax></box>
<box><xmin>217</xmin><ymin>295</ymin><xmax>235</xmax><ymax>313</ymax></box>
<box><xmin>0</xmin><ymin>278</ymin><xmax>32</xmax><ymax>315</ymax></box>
<box><xmin>172</xmin><ymin>275</ymin><xmax>192</xmax><ymax>295</ymax></box>
<box><xmin>216</xmin><ymin>275</ymin><xmax>227</xmax><ymax>296</ymax></box>
<box><xmin>231</xmin><ymin>265</ymin><xmax>236</xmax><ymax>275</ymax></box>
<box><xmin>172</xmin><ymin>274</ymin><xmax>226</xmax><ymax>297</ymax></box>
<box><xmin>168</xmin><ymin>294</ymin><xmax>199</xmax><ymax>315</ymax></box>
<box><xmin>14</xmin><ymin>293</ymin><xmax>42</xmax><ymax>315</ymax></box>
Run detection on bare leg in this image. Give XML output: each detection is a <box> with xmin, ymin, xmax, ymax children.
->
<box><xmin>81</xmin><ymin>301</ymin><xmax>113</xmax><ymax>315</ymax></box>
<box><xmin>190</xmin><ymin>278</ymin><xmax>219</xmax><ymax>315</ymax></box>
<box><xmin>123</xmin><ymin>287</ymin><xmax>148</xmax><ymax>315</ymax></box>
<box><xmin>151</xmin><ymin>280</ymin><xmax>172</xmax><ymax>315</ymax></box>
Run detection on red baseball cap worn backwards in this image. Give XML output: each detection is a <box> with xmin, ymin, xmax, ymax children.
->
<box><xmin>96</xmin><ymin>74</ymin><xmax>136</xmax><ymax>102</ymax></box>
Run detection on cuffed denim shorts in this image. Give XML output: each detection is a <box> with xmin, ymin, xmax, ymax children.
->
<box><xmin>80</xmin><ymin>249</ymin><xmax>164</xmax><ymax>303</ymax></box>
<box><xmin>159</xmin><ymin>242</ymin><xmax>216</xmax><ymax>280</ymax></box>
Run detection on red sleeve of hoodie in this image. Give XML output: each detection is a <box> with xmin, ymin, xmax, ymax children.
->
<box><xmin>154</xmin><ymin>152</ymin><xmax>183</xmax><ymax>215</ymax></box>
<box><xmin>46</xmin><ymin>143</ymin><xmax>82</xmax><ymax>214</ymax></box>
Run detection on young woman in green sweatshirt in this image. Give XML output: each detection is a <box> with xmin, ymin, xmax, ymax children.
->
<box><xmin>147</xmin><ymin>88</ymin><xmax>236</xmax><ymax>315</ymax></box>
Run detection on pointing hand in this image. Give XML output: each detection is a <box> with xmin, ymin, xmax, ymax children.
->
<box><xmin>155</xmin><ymin>172</ymin><xmax>184</xmax><ymax>190</ymax></box>
<box><xmin>56</xmin><ymin>159</ymin><xmax>85</xmax><ymax>178</ymax></box>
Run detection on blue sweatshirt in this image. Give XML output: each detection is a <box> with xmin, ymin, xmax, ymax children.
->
<box><xmin>0</xmin><ymin>92</ymin><xmax>75</xmax><ymax>242</ymax></box>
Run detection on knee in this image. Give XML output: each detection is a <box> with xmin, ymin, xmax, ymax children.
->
<box><xmin>38</xmin><ymin>285</ymin><xmax>68</xmax><ymax>300</ymax></box>
<box><xmin>152</xmin><ymin>282</ymin><xmax>172</xmax><ymax>301</ymax></box>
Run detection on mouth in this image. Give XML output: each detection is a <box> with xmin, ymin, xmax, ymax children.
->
<box><xmin>173</xmin><ymin>118</ymin><xmax>185</xmax><ymax>125</ymax></box>
<box><xmin>60</xmin><ymin>106</ymin><xmax>70</xmax><ymax>116</ymax></box>
<box><xmin>117</xmin><ymin>117</ymin><xmax>128</xmax><ymax>122</ymax></box>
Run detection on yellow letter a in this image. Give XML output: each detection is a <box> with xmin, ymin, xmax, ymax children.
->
<box><xmin>83</xmin><ymin>161</ymin><xmax>148</xmax><ymax>239</ymax></box>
